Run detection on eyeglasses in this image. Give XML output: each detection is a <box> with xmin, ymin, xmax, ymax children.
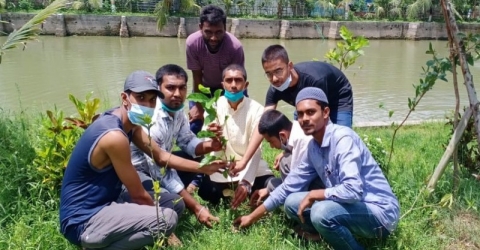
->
<box><xmin>264</xmin><ymin>68</ymin><xmax>285</xmax><ymax>79</ymax></box>
<box><xmin>224</xmin><ymin>77</ymin><xmax>245</xmax><ymax>83</ymax></box>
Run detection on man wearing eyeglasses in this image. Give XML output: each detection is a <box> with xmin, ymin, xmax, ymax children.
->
<box><xmin>230</xmin><ymin>44</ymin><xmax>353</xmax><ymax>177</ymax></box>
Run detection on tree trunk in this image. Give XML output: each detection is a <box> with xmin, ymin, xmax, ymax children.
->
<box><xmin>428</xmin><ymin>0</ymin><xmax>480</xmax><ymax>191</ymax></box>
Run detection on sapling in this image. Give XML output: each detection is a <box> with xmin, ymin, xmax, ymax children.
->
<box><xmin>137</xmin><ymin>114</ymin><xmax>182</xmax><ymax>247</ymax></box>
<box><xmin>187</xmin><ymin>84</ymin><xmax>236</xmax><ymax>197</ymax></box>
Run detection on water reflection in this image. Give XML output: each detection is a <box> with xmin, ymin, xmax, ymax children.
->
<box><xmin>0</xmin><ymin>36</ymin><xmax>476</xmax><ymax>124</ymax></box>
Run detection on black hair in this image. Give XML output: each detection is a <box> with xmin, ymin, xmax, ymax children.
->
<box><xmin>315</xmin><ymin>100</ymin><xmax>329</xmax><ymax>110</ymax></box>
<box><xmin>222</xmin><ymin>64</ymin><xmax>247</xmax><ymax>81</ymax></box>
<box><xmin>155</xmin><ymin>64</ymin><xmax>188</xmax><ymax>85</ymax></box>
<box><xmin>200</xmin><ymin>5</ymin><xmax>227</xmax><ymax>27</ymax></box>
<box><xmin>261</xmin><ymin>44</ymin><xmax>290</xmax><ymax>64</ymax></box>
<box><xmin>258</xmin><ymin>109</ymin><xmax>293</xmax><ymax>138</ymax></box>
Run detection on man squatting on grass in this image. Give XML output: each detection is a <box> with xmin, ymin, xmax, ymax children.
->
<box><xmin>179</xmin><ymin>64</ymin><xmax>275</xmax><ymax>209</ymax></box>
<box><xmin>128</xmin><ymin>64</ymin><xmax>228</xmax><ymax>228</ymax></box>
<box><xmin>234</xmin><ymin>87</ymin><xmax>400</xmax><ymax>250</ymax></box>
<box><xmin>59</xmin><ymin>71</ymin><xmax>182</xmax><ymax>249</ymax></box>
<box><xmin>249</xmin><ymin>109</ymin><xmax>324</xmax><ymax>206</ymax></box>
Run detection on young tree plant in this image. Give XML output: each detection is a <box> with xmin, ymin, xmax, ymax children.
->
<box><xmin>187</xmin><ymin>84</ymin><xmax>236</xmax><ymax>197</ymax></box>
<box><xmin>325</xmin><ymin>25</ymin><xmax>370</xmax><ymax>71</ymax></box>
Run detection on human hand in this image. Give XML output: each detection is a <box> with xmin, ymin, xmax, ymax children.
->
<box><xmin>206</xmin><ymin>122</ymin><xmax>223</xmax><ymax>137</ymax></box>
<box><xmin>196</xmin><ymin>206</ymin><xmax>220</xmax><ymax>228</ymax></box>
<box><xmin>231</xmin><ymin>183</ymin><xmax>249</xmax><ymax>209</ymax></box>
<box><xmin>297</xmin><ymin>192</ymin><xmax>315</xmax><ymax>224</ymax></box>
<box><xmin>186</xmin><ymin>183</ymin><xmax>198</xmax><ymax>194</ymax></box>
<box><xmin>233</xmin><ymin>215</ymin><xmax>254</xmax><ymax>229</ymax></box>
<box><xmin>249</xmin><ymin>188</ymin><xmax>269</xmax><ymax>208</ymax></box>
<box><xmin>189</xmin><ymin>103</ymin><xmax>204</xmax><ymax>122</ymax></box>
<box><xmin>273</xmin><ymin>152</ymin><xmax>284</xmax><ymax>171</ymax></box>
<box><xmin>209</xmin><ymin>137</ymin><xmax>223</xmax><ymax>152</ymax></box>
<box><xmin>200</xmin><ymin>160</ymin><xmax>227</xmax><ymax>175</ymax></box>
<box><xmin>229</xmin><ymin>160</ymin><xmax>246</xmax><ymax>176</ymax></box>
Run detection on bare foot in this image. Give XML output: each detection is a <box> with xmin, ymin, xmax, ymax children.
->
<box><xmin>167</xmin><ymin>233</ymin><xmax>183</xmax><ymax>247</ymax></box>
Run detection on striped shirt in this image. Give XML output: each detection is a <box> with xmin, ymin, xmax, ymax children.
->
<box><xmin>130</xmin><ymin>98</ymin><xmax>202</xmax><ymax>193</ymax></box>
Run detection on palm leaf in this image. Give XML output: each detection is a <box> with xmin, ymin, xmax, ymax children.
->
<box><xmin>0</xmin><ymin>0</ymin><xmax>67</xmax><ymax>64</ymax></box>
<box><xmin>155</xmin><ymin>0</ymin><xmax>199</xmax><ymax>31</ymax></box>
<box><xmin>406</xmin><ymin>0</ymin><xmax>432</xmax><ymax>20</ymax></box>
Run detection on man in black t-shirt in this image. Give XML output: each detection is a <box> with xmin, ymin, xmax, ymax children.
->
<box><xmin>263</xmin><ymin>44</ymin><xmax>353</xmax><ymax>127</ymax></box>
<box><xmin>229</xmin><ymin>44</ymin><xmax>354</xmax><ymax>176</ymax></box>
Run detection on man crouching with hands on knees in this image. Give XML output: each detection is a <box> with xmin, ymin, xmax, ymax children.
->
<box><xmin>234</xmin><ymin>87</ymin><xmax>400</xmax><ymax>250</ymax></box>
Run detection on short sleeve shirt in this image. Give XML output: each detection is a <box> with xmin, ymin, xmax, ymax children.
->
<box><xmin>265</xmin><ymin>61</ymin><xmax>353</xmax><ymax>112</ymax></box>
<box><xmin>186</xmin><ymin>31</ymin><xmax>245</xmax><ymax>89</ymax></box>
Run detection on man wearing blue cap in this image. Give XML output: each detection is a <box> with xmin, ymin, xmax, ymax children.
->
<box><xmin>234</xmin><ymin>87</ymin><xmax>399</xmax><ymax>250</ymax></box>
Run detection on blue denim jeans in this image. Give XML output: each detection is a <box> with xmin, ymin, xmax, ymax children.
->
<box><xmin>284</xmin><ymin>192</ymin><xmax>389</xmax><ymax>250</ymax></box>
<box><xmin>293</xmin><ymin>110</ymin><xmax>353</xmax><ymax>128</ymax></box>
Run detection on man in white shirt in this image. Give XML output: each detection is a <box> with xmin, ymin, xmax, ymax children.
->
<box><xmin>251</xmin><ymin>109</ymin><xmax>323</xmax><ymax>206</ymax></box>
<box><xmin>190</xmin><ymin>64</ymin><xmax>274</xmax><ymax>209</ymax></box>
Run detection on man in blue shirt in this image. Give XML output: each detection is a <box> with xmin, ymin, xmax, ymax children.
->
<box><xmin>234</xmin><ymin>87</ymin><xmax>400</xmax><ymax>250</ymax></box>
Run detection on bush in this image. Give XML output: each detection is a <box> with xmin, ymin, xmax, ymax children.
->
<box><xmin>0</xmin><ymin>111</ymin><xmax>37</xmax><ymax>224</ymax></box>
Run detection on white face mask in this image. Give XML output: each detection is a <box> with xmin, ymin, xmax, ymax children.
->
<box><xmin>272</xmin><ymin>74</ymin><xmax>292</xmax><ymax>92</ymax></box>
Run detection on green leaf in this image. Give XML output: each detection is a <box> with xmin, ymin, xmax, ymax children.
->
<box><xmin>213</xmin><ymin>89</ymin><xmax>222</xmax><ymax>102</ymax></box>
<box><xmin>198</xmin><ymin>84</ymin><xmax>211</xmax><ymax>95</ymax></box>
<box><xmin>222</xmin><ymin>169</ymin><xmax>229</xmax><ymax>178</ymax></box>
<box><xmin>388</xmin><ymin>110</ymin><xmax>394</xmax><ymax>118</ymax></box>
<box><xmin>197</xmin><ymin>130</ymin><xmax>216</xmax><ymax>138</ymax></box>
<box><xmin>467</xmin><ymin>53</ymin><xmax>474</xmax><ymax>66</ymax></box>
<box><xmin>199</xmin><ymin>154</ymin><xmax>217</xmax><ymax>167</ymax></box>
<box><xmin>187</xmin><ymin>93</ymin><xmax>209</xmax><ymax>103</ymax></box>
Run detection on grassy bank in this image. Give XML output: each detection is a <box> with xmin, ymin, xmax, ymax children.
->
<box><xmin>0</xmin><ymin>110</ymin><xmax>479</xmax><ymax>250</ymax></box>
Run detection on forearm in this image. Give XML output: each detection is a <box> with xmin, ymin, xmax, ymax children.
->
<box><xmin>250</xmin><ymin>204</ymin><xmax>268</xmax><ymax>224</ymax></box>
<box><xmin>240</xmin><ymin>128</ymin><xmax>263</xmax><ymax>165</ymax></box>
<box><xmin>308</xmin><ymin>189</ymin><xmax>326</xmax><ymax>201</ymax></box>
<box><xmin>179</xmin><ymin>189</ymin><xmax>203</xmax><ymax>214</ymax></box>
<box><xmin>130</xmin><ymin>190</ymin><xmax>154</xmax><ymax>206</ymax></box>
<box><xmin>194</xmin><ymin>141</ymin><xmax>214</xmax><ymax>156</ymax></box>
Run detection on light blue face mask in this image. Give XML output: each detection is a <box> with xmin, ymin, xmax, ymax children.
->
<box><xmin>272</xmin><ymin>74</ymin><xmax>292</xmax><ymax>92</ymax></box>
<box><xmin>161</xmin><ymin>102</ymin><xmax>184</xmax><ymax>113</ymax></box>
<box><xmin>224</xmin><ymin>89</ymin><xmax>244</xmax><ymax>102</ymax></box>
<box><xmin>127</xmin><ymin>99</ymin><xmax>155</xmax><ymax>127</ymax></box>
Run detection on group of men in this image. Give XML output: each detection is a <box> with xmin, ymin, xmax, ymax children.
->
<box><xmin>59</xmin><ymin>4</ymin><xmax>400</xmax><ymax>250</ymax></box>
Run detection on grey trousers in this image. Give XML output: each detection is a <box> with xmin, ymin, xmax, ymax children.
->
<box><xmin>267</xmin><ymin>151</ymin><xmax>325</xmax><ymax>192</ymax></box>
<box><xmin>80</xmin><ymin>190</ymin><xmax>179</xmax><ymax>250</ymax></box>
<box><xmin>80</xmin><ymin>202</ymin><xmax>177</xmax><ymax>250</ymax></box>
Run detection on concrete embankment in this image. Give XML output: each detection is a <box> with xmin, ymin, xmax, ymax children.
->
<box><xmin>1</xmin><ymin>13</ymin><xmax>480</xmax><ymax>39</ymax></box>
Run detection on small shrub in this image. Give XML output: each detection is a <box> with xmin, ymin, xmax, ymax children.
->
<box><xmin>362</xmin><ymin>134</ymin><xmax>389</xmax><ymax>175</ymax></box>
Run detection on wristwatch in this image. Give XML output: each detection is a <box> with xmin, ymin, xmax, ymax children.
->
<box><xmin>239</xmin><ymin>180</ymin><xmax>252</xmax><ymax>194</ymax></box>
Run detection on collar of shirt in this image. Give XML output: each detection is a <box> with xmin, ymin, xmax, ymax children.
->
<box><xmin>314</xmin><ymin>119</ymin><xmax>334</xmax><ymax>148</ymax></box>
<box><xmin>226</xmin><ymin>96</ymin><xmax>247</xmax><ymax>113</ymax></box>
<box><xmin>157</xmin><ymin>104</ymin><xmax>181</xmax><ymax>122</ymax></box>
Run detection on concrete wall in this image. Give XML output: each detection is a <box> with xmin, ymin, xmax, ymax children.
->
<box><xmin>2</xmin><ymin>13</ymin><xmax>480</xmax><ymax>40</ymax></box>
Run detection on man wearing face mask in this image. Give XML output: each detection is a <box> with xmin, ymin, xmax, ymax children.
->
<box><xmin>230</xmin><ymin>44</ymin><xmax>353</xmax><ymax>176</ymax></box>
<box><xmin>60</xmin><ymin>70</ymin><xmax>179</xmax><ymax>249</ymax></box>
<box><xmin>249</xmin><ymin>110</ymin><xmax>324</xmax><ymax>208</ymax></box>
<box><xmin>186</xmin><ymin>4</ymin><xmax>245</xmax><ymax>135</ymax></box>
<box><xmin>129</xmin><ymin>64</ymin><xmax>225</xmax><ymax>228</ymax></box>
<box><xmin>182</xmin><ymin>64</ymin><xmax>274</xmax><ymax>209</ymax></box>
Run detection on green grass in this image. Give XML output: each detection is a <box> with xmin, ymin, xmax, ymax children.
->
<box><xmin>0</xmin><ymin>111</ymin><xmax>479</xmax><ymax>250</ymax></box>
